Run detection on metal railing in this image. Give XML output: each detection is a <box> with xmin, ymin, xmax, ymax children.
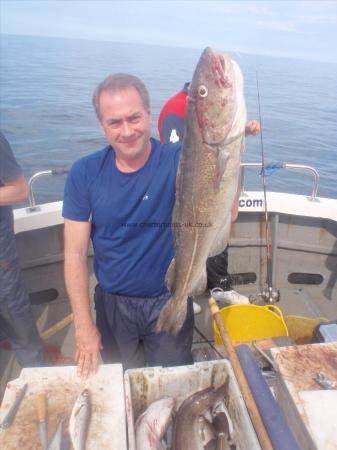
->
<box><xmin>240</xmin><ymin>162</ymin><xmax>319</xmax><ymax>200</ymax></box>
<box><xmin>27</xmin><ymin>168</ymin><xmax>69</xmax><ymax>212</ymax></box>
<box><xmin>25</xmin><ymin>162</ymin><xmax>320</xmax><ymax>212</ymax></box>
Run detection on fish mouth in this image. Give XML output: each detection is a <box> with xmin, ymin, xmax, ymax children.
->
<box><xmin>189</xmin><ymin>48</ymin><xmax>234</xmax><ymax>145</ymax></box>
<box><xmin>214</xmin><ymin>54</ymin><xmax>226</xmax><ymax>88</ymax></box>
<box><xmin>209</xmin><ymin>49</ymin><xmax>229</xmax><ymax>88</ymax></box>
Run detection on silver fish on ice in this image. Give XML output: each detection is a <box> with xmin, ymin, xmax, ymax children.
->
<box><xmin>69</xmin><ymin>389</ymin><xmax>91</xmax><ymax>450</ymax></box>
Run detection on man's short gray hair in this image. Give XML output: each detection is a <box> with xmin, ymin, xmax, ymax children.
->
<box><xmin>92</xmin><ymin>73</ymin><xmax>150</xmax><ymax>120</ymax></box>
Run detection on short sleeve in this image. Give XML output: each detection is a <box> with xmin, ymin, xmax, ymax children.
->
<box><xmin>0</xmin><ymin>133</ymin><xmax>23</xmax><ymax>183</ymax></box>
<box><xmin>62</xmin><ymin>159</ymin><xmax>91</xmax><ymax>221</ymax></box>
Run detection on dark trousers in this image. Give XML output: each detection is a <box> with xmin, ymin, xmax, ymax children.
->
<box><xmin>206</xmin><ymin>245</ymin><xmax>232</xmax><ymax>290</ymax></box>
<box><xmin>94</xmin><ymin>285</ymin><xmax>194</xmax><ymax>370</ymax></box>
<box><xmin>0</xmin><ymin>259</ymin><xmax>46</xmax><ymax>367</ymax></box>
<box><xmin>0</xmin><ymin>215</ymin><xmax>45</xmax><ymax>368</ymax></box>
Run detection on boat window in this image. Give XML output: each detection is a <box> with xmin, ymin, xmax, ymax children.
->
<box><xmin>29</xmin><ymin>288</ymin><xmax>59</xmax><ymax>305</ymax></box>
<box><xmin>288</xmin><ymin>273</ymin><xmax>323</xmax><ymax>285</ymax></box>
<box><xmin>231</xmin><ymin>272</ymin><xmax>257</xmax><ymax>285</ymax></box>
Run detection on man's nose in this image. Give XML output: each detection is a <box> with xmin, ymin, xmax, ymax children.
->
<box><xmin>121</xmin><ymin>121</ymin><xmax>133</xmax><ymax>137</ymax></box>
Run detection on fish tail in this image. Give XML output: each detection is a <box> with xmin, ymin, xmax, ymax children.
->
<box><xmin>155</xmin><ymin>296</ymin><xmax>188</xmax><ymax>336</ymax></box>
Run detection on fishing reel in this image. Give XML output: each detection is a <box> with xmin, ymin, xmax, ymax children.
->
<box><xmin>249</xmin><ymin>287</ymin><xmax>280</xmax><ymax>304</ymax></box>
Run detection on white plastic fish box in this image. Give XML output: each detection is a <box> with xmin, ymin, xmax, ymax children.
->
<box><xmin>124</xmin><ymin>360</ymin><xmax>261</xmax><ymax>450</ymax></box>
<box><xmin>0</xmin><ymin>365</ymin><xmax>127</xmax><ymax>450</ymax></box>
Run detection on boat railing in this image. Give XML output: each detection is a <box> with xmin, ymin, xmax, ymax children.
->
<box><xmin>240</xmin><ymin>162</ymin><xmax>319</xmax><ymax>201</ymax></box>
<box><xmin>25</xmin><ymin>162</ymin><xmax>320</xmax><ymax>212</ymax></box>
<box><xmin>27</xmin><ymin>168</ymin><xmax>69</xmax><ymax>212</ymax></box>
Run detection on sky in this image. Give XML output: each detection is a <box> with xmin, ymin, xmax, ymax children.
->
<box><xmin>1</xmin><ymin>0</ymin><xmax>337</xmax><ymax>63</ymax></box>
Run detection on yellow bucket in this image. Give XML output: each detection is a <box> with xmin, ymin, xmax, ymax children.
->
<box><xmin>285</xmin><ymin>315</ymin><xmax>328</xmax><ymax>344</ymax></box>
<box><xmin>213</xmin><ymin>304</ymin><xmax>288</xmax><ymax>345</ymax></box>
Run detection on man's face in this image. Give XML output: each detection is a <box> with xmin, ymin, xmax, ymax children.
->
<box><xmin>99</xmin><ymin>86</ymin><xmax>151</xmax><ymax>162</ymax></box>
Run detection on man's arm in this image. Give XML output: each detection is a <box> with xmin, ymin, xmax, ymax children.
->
<box><xmin>0</xmin><ymin>175</ymin><xmax>29</xmax><ymax>206</ymax></box>
<box><xmin>64</xmin><ymin>218</ymin><xmax>102</xmax><ymax>378</ymax></box>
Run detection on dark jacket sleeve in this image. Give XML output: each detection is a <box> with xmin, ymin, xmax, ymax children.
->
<box><xmin>0</xmin><ymin>132</ymin><xmax>23</xmax><ymax>184</ymax></box>
<box><xmin>161</xmin><ymin>114</ymin><xmax>186</xmax><ymax>144</ymax></box>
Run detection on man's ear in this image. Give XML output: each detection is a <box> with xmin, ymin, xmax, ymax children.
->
<box><xmin>99</xmin><ymin>120</ymin><xmax>106</xmax><ymax>134</ymax></box>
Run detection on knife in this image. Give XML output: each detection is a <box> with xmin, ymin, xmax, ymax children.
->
<box><xmin>0</xmin><ymin>382</ymin><xmax>28</xmax><ymax>430</ymax></box>
<box><xmin>36</xmin><ymin>393</ymin><xmax>48</xmax><ymax>450</ymax></box>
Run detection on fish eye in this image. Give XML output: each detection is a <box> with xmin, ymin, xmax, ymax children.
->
<box><xmin>198</xmin><ymin>85</ymin><xmax>208</xmax><ymax>98</ymax></box>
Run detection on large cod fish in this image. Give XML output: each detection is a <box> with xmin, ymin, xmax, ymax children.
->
<box><xmin>156</xmin><ymin>47</ymin><xmax>247</xmax><ymax>335</ymax></box>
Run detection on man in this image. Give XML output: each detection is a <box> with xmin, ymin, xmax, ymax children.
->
<box><xmin>63</xmin><ymin>74</ymin><xmax>194</xmax><ymax>378</ymax></box>
<box><xmin>158</xmin><ymin>82</ymin><xmax>260</xmax><ymax>303</ymax></box>
<box><xmin>0</xmin><ymin>132</ymin><xmax>46</xmax><ymax>367</ymax></box>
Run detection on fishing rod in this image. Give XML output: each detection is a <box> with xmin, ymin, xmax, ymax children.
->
<box><xmin>255</xmin><ymin>73</ymin><xmax>279</xmax><ymax>303</ymax></box>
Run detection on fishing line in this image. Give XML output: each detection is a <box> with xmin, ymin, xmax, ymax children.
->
<box><xmin>256</xmin><ymin>72</ymin><xmax>273</xmax><ymax>302</ymax></box>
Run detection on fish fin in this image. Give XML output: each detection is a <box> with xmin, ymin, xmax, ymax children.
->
<box><xmin>214</xmin><ymin>149</ymin><xmax>230</xmax><ymax>190</ymax></box>
<box><xmin>155</xmin><ymin>296</ymin><xmax>187</xmax><ymax>336</ymax></box>
<box><xmin>165</xmin><ymin>258</ymin><xmax>176</xmax><ymax>292</ymax></box>
<box><xmin>190</xmin><ymin>269</ymin><xmax>207</xmax><ymax>296</ymax></box>
<box><xmin>208</xmin><ymin>217</ymin><xmax>231</xmax><ymax>258</ymax></box>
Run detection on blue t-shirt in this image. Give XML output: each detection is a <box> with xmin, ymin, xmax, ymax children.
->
<box><xmin>62</xmin><ymin>138</ymin><xmax>181</xmax><ymax>297</ymax></box>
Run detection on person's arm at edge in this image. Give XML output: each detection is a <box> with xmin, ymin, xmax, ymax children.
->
<box><xmin>245</xmin><ymin>119</ymin><xmax>260</xmax><ymax>136</ymax></box>
<box><xmin>64</xmin><ymin>218</ymin><xmax>102</xmax><ymax>378</ymax></box>
<box><xmin>0</xmin><ymin>175</ymin><xmax>29</xmax><ymax>206</ymax></box>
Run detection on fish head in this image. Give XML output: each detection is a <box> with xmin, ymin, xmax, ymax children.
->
<box><xmin>188</xmin><ymin>47</ymin><xmax>245</xmax><ymax>147</ymax></box>
<box><xmin>79</xmin><ymin>389</ymin><xmax>90</xmax><ymax>404</ymax></box>
<box><xmin>72</xmin><ymin>389</ymin><xmax>90</xmax><ymax>418</ymax></box>
<box><xmin>147</xmin><ymin>396</ymin><xmax>175</xmax><ymax>420</ymax></box>
<box><xmin>137</xmin><ymin>396</ymin><xmax>175</xmax><ymax>437</ymax></box>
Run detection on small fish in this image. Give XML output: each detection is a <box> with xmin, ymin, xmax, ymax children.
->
<box><xmin>135</xmin><ymin>397</ymin><xmax>175</xmax><ymax>450</ymax></box>
<box><xmin>314</xmin><ymin>372</ymin><xmax>337</xmax><ymax>390</ymax></box>
<box><xmin>212</xmin><ymin>399</ymin><xmax>236</xmax><ymax>450</ymax></box>
<box><xmin>69</xmin><ymin>389</ymin><xmax>91</xmax><ymax>450</ymax></box>
<box><xmin>172</xmin><ymin>381</ymin><xmax>228</xmax><ymax>450</ymax></box>
<box><xmin>61</xmin><ymin>431</ymin><xmax>71</xmax><ymax>450</ymax></box>
<box><xmin>47</xmin><ymin>415</ymin><xmax>65</xmax><ymax>450</ymax></box>
<box><xmin>0</xmin><ymin>383</ymin><xmax>28</xmax><ymax>430</ymax></box>
<box><xmin>213</xmin><ymin>413</ymin><xmax>231</xmax><ymax>450</ymax></box>
<box><xmin>197</xmin><ymin>415</ymin><xmax>216</xmax><ymax>449</ymax></box>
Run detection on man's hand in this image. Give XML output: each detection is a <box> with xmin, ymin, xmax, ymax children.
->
<box><xmin>245</xmin><ymin>120</ymin><xmax>260</xmax><ymax>136</ymax></box>
<box><xmin>74</xmin><ymin>322</ymin><xmax>103</xmax><ymax>379</ymax></box>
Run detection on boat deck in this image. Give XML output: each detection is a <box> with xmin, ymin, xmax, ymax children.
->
<box><xmin>2</xmin><ymin>191</ymin><xmax>336</xmax><ymax>402</ymax></box>
<box><xmin>1</xmin><ymin>278</ymin><xmax>334</xmax><ymax>400</ymax></box>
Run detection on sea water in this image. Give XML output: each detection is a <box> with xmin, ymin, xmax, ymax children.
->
<box><xmin>1</xmin><ymin>34</ymin><xmax>336</xmax><ymax>202</ymax></box>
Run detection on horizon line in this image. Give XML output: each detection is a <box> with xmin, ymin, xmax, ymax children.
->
<box><xmin>2</xmin><ymin>32</ymin><xmax>336</xmax><ymax>66</ymax></box>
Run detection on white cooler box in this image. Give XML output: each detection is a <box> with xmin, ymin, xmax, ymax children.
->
<box><xmin>124</xmin><ymin>360</ymin><xmax>261</xmax><ymax>450</ymax></box>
